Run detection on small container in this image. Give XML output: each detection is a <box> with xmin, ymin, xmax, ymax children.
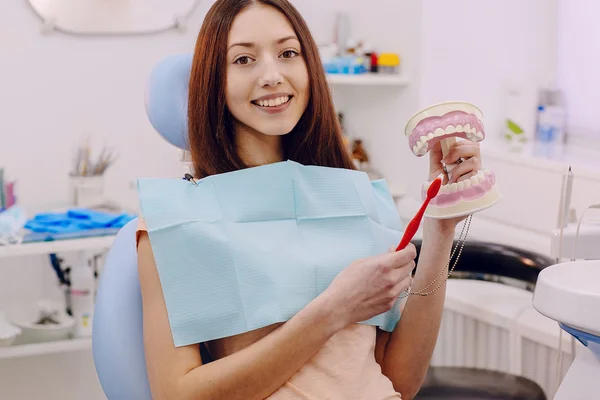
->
<box><xmin>369</xmin><ymin>53</ymin><xmax>378</xmax><ymax>73</ymax></box>
<box><xmin>377</xmin><ymin>53</ymin><xmax>401</xmax><ymax>74</ymax></box>
<box><xmin>69</xmin><ymin>174</ymin><xmax>105</xmax><ymax>208</ymax></box>
<box><xmin>10</xmin><ymin>305</ymin><xmax>74</xmax><ymax>343</ymax></box>
<box><xmin>0</xmin><ymin>313</ymin><xmax>21</xmax><ymax>346</ymax></box>
<box><xmin>69</xmin><ymin>254</ymin><xmax>96</xmax><ymax>338</ymax></box>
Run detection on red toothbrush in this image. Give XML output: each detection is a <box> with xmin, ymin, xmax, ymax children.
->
<box><xmin>396</xmin><ymin>176</ymin><xmax>443</xmax><ymax>251</ymax></box>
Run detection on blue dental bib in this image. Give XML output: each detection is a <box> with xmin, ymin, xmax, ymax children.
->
<box><xmin>137</xmin><ymin>160</ymin><xmax>404</xmax><ymax>346</ymax></box>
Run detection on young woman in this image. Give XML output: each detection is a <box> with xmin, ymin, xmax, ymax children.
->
<box><xmin>136</xmin><ymin>0</ymin><xmax>483</xmax><ymax>399</ymax></box>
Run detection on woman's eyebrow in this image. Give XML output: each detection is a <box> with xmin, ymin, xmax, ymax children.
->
<box><xmin>228</xmin><ymin>35</ymin><xmax>299</xmax><ymax>51</ymax></box>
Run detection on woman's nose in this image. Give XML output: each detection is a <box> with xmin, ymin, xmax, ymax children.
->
<box><xmin>258</xmin><ymin>58</ymin><xmax>284</xmax><ymax>87</ymax></box>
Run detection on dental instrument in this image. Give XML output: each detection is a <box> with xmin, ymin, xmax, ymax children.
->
<box><xmin>555</xmin><ymin>166</ymin><xmax>571</xmax><ymax>265</ymax></box>
<box><xmin>533</xmin><ymin>201</ymin><xmax>600</xmax><ymax>399</ymax></box>
<box><xmin>395</xmin><ymin>101</ymin><xmax>500</xmax><ymax>298</ymax></box>
<box><xmin>556</xmin><ymin>166</ymin><xmax>574</xmax><ymax>230</ymax></box>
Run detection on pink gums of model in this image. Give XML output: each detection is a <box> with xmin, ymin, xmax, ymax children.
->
<box><xmin>405</xmin><ymin>102</ymin><xmax>501</xmax><ymax>219</ymax></box>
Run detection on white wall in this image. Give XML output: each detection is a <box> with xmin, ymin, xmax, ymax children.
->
<box><xmin>418</xmin><ymin>0</ymin><xmax>558</xmax><ymax>137</ymax></box>
<box><xmin>0</xmin><ymin>4</ymin><xmax>198</xmax><ymax>214</ymax></box>
<box><xmin>412</xmin><ymin>0</ymin><xmax>600</xmax><ymax>256</ymax></box>
<box><xmin>557</xmin><ymin>0</ymin><xmax>600</xmax><ymax>146</ymax></box>
<box><xmin>0</xmin><ymin>1</ymin><xmax>207</xmax><ymax>399</ymax></box>
<box><xmin>0</xmin><ymin>1</ymin><xmax>420</xmax><ymax>399</ymax></box>
<box><xmin>2</xmin><ymin>0</ymin><xmax>599</xmax><ymax>399</ymax></box>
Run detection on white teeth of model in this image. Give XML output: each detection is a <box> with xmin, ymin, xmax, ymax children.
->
<box><xmin>434</xmin><ymin>128</ymin><xmax>445</xmax><ymax>137</ymax></box>
<box><xmin>420</xmin><ymin>136</ymin><xmax>428</xmax><ymax>144</ymax></box>
<box><xmin>463</xmin><ymin>179</ymin><xmax>471</xmax><ymax>188</ymax></box>
<box><xmin>413</xmin><ymin>145</ymin><xmax>419</xmax><ymax>154</ymax></box>
<box><xmin>456</xmin><ymin>124</ymin><xmax>463</xmax><ymax>132</ymax></box>
<box><xmin>428</xmin><ymin>133</ymin><xmax>434</xmax><ymax>139</ymax></box>
<box><xmin>449</xmin><ymin>183</ymin><xmax>458</xmax><ymax>192</ymax></box>
<box><xmin>457</xmin><ymin>181</ymin><xmax>464</xmax><ymax>191</ymax></box>
<box><xmin>476</xmin><ymin>131</ymin><xmax>483</xmax><ymax>138</ymax></box>
<box><xmin>470</xmin><ymin>174</ymin><xmax>479</xmax><ymax>185</ymax></box>
<box><xmin>484</xmin><ymin>168</ymin><xmax>491</xmax><ymax>175</ymax></box>
<box><xmin>441</xmin><ymin>185</ymin><xmax>450</xmax><ymax>194</ymax></box>
<box><xmin>445</xmin><ymin>125</ymin><xmax>457</xmax><ymax>134</ymax></box>
<box><xmin>464</xmin><ymin>123</ymin><xmax>471</xmax><ymax>132</ymax></box>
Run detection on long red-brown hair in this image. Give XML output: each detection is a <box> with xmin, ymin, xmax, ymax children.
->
<box><xmin>188</xmin><ymin>0</ymin><xmax>355</xmax><ymax>177</ymax></box>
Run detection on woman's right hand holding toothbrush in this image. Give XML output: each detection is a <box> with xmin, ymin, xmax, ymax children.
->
<box><xmin>325</xmin><ymin>243</ymin><xmax>417</xmax><ymax>327</ymax></box>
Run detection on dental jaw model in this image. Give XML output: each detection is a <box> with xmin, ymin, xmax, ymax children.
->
<box><xmin>393</xmin><ymin>101</ymin><xmax>502</xmax><ymax>300</ymax></box>
<box><xmin>405</xmin><ymin>101</ymin><xmax>501</xmax><ymax>219</ymax></box>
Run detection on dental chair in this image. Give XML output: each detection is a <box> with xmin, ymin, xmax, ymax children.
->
<box><xmin>92</xmin><ymin>54</ymin><xmax>548</xmax><ymax>399</ymax></box>
<box><xmin>92</xmin><ymin>54</ymin><xmax>210</xmax><ymax>399</ymax></box>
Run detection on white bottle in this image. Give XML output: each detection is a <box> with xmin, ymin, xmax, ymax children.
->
<box><xmin>535</xmin><ymin>86</ymin><xmax>567</xmax><ymax>159</ymax></box>
<box><xmin>70</xmin><ymin>253</ymin><xmax>96</xmax><ymax>337</ymax></box>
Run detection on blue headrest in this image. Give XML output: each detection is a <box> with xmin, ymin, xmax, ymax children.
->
<box><xmin>92</xmin><ymin>218</ymin><xmax>153</xmax><ymax>399</ymax></box>
<box><xmin>145</xmin><ymin>54</ymin><xmax>193</xmax><ymax>151</ymax></box>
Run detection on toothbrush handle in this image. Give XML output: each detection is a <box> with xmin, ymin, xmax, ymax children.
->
<box><xmin>396</xmin><ymin>201</ymin><xmax>428</xmax><ymax>251</ymax></box>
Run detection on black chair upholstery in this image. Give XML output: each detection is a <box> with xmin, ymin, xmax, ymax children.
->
<box><xmin>416</xmin><ymin>367</ymin><xmax>547</xmax><ymax>400</ymax></box>
<box><xmin>412</xmin><ymin>239</ymin><xmax>554</xmax><ymax>286</ymax></box>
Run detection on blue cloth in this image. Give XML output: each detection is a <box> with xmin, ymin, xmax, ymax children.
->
<box><xmin>24</xmin><ymin>208</ymin><xmax>135</xmax><ymax>237</ymax></box>
<box><xmin>137</xmin><ymin>160</ymin><xmax>405</xmax><ymax>347</ymax></box>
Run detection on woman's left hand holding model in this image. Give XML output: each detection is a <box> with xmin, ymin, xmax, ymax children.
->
<box><xmin>375</xmin><ymin>139</ymin><xmax>482</xmax><ymax>399</ymax></box>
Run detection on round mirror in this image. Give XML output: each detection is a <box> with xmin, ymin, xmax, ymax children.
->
<box><xmin>27</xmin><ymin>0</ymin><xmax>201</xmax><ymax>35</ymax></box>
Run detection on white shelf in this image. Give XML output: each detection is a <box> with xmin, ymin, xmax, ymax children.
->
<box><xmin>0</xmin><ymin>235</ymin><xmax>115</xmax><ymax>259</ymax></box>
<box><xmin>326</xmin><ymin>73</ymin><xmax>409</xmax><ymax>87</ymax></box>
<box><xmin>0</xmin><ymin>338</ymin><xmax>91</xmax><ymax>360</ymax></box>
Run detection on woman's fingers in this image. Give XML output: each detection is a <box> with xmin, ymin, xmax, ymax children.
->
<box><xmin>447</xmin><ymin>157</ymin><xmax>481</xmax><ymax>183</ymax></box>
<box><xmin>374</xmin><ymin>243</ymin><xmax>417</xmax><ymax>270</ymax></box>
<box><xmin>456</xmin><ymin>171</ymin><xmax>478</xmax><ymax>182</ymax></box>
<box><xmin>393</xmin><ymin>275</ymin><xmax>413</xmax><ymax>297</ymax></box>
<box><xmin>442</xmin><ymin>141</ymin><xmax>481</xmax><ymax>165</ymax></box>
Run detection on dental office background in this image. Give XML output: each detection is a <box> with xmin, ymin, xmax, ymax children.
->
<box><xmin>1</xmin><ymin>0</ymin><xmax>599</xmax><ymax>399</ymax></box>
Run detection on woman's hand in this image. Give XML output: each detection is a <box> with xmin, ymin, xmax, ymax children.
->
<box><xmin>427</xmin><ymin>139</ymin><xmax>482</xmax><ymax>228</ymax></box>
<box><xmin>325</xmin><ymin>244</ymin><xmax>417</xmax><ymax>327</ymax></box>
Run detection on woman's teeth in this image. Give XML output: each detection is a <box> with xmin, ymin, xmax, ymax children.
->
<box><xmin>254</xmin><ymin>96</ymin><xmax>290</xmax><ymax>107</ymax></box>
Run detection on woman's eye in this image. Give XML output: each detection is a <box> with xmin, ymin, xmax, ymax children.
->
<box><xmin>281</xmin><ymin>50</ymin><xmax>299</xmax><ymax>59</ymax></box>
<box><xmin>234</xmin><ymin>56</ymin><xmax>252</xmax><ymax>65</ymax></box>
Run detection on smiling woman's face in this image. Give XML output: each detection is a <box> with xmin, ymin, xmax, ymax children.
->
<box><xmin>225</xmin><ymin>4</ymin><xmax>310</xmax><ymax>139</ymax></box>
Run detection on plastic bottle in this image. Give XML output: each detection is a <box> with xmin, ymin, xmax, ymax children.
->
<box><xmin>334</xmin><ymin>12</ymin><xmax>350</xmax><ymax>55</ymax></box>
<box><xmin>535</xmin><ymin>86</ymin><xmax>567</xmax><ymax>159</ymax></box>
<box><xmin>69</xmin><ymin>252</ymin><xmax>96</xmax><ymax>337</ymax></box>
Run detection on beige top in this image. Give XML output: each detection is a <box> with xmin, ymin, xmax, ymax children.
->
<box><xmin>137</xmin><ymin>217</ymin><xmax>402</xmax><ymax>399</ymax></box>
